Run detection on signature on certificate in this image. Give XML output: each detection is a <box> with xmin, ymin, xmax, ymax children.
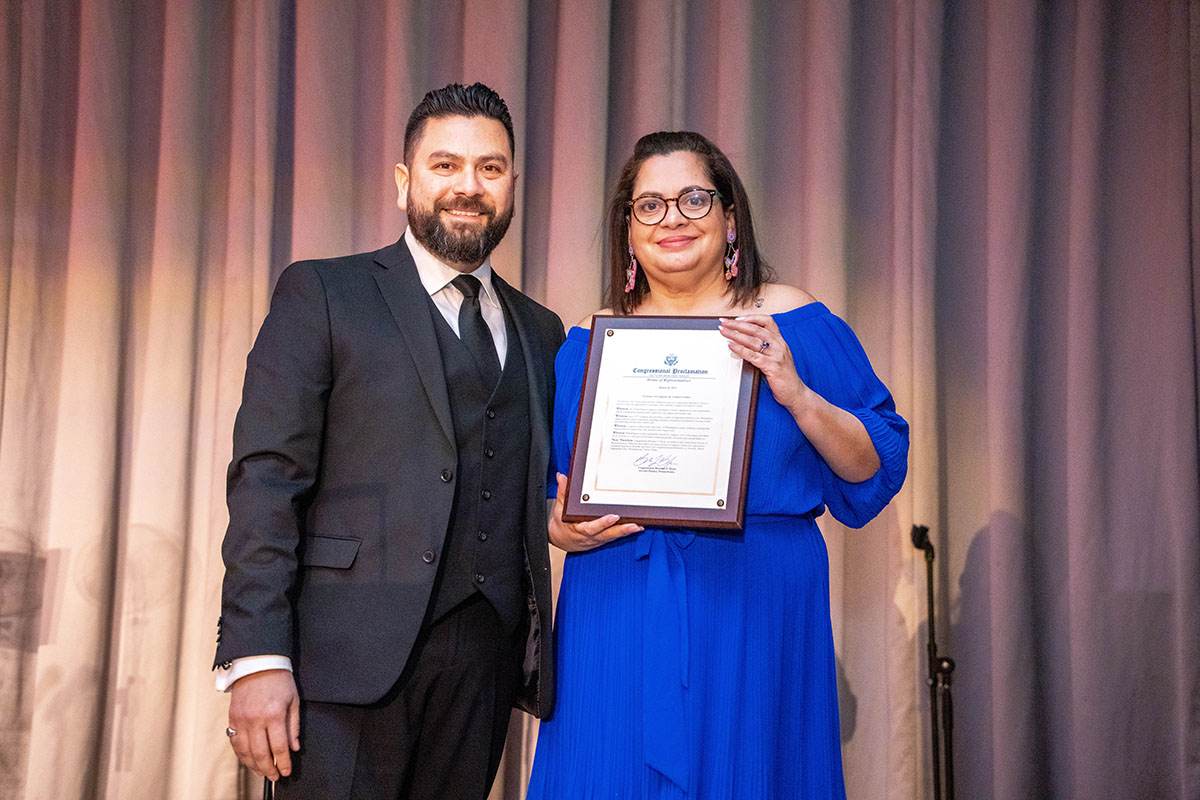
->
<box><xmin>633</xmin><ymin>452</ymin><xmax>679</xmax><ymax>472</ymax></box>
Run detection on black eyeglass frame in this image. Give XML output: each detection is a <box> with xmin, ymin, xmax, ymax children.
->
<box><xmin>626</xmin><ymin>188</ymin><xmax>722</xmax><ymax>226</ymax></box>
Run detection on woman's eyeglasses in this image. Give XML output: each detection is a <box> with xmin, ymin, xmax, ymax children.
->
<box><xmin>627</xmin><ymin>189</ymin><xmax>720</xmax><ymax>225</ymax></box>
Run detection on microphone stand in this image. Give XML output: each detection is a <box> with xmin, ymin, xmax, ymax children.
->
<box><xmin>912</xmin><ymin>524</ymin><xmax>955</xmax><ymax>800</ymax></box>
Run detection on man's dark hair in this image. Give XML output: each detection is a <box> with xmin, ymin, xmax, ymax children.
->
<box><xmin>605</xmin><ymin>130</ymin><xmax>774</xmax><ymax>314</ymax></box>
<box><xmin>403</xmin><ymin>82</ymin><xmax>515</xmax><ymax>164</ymax></box>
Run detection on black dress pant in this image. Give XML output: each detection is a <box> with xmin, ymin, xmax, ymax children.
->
<box><xmin>277</xmin><ymin>594</ymin><xmax>522</xmax><ymax>800</ymax></box>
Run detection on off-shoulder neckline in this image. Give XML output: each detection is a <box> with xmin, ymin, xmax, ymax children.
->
<box><xmin>565</xmin><ymin>301</ymin><xmax>829</xmax><ymax>337</ymax></box>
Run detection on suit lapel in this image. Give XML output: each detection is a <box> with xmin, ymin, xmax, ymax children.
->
<box><xmin>373</xmin><ymin>237</ymin><xmax>455</xmax><ymax>446</ymax></box>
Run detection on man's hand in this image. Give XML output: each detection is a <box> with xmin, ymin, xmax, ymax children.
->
<box><xmin>548</xmin><ymin>473</ymin><xmax>643</xmax><ymax>552</ymax></box>
<box><xmin>227</xmin><ymin>669</ymin><xmax>300</xmax><ymax>781</ymax></box>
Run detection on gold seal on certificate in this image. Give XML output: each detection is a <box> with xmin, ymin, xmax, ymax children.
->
<box><xmin>563</xmin><ymin>316</ymin><xmax>759</xmax><ymax>530</ymax></box>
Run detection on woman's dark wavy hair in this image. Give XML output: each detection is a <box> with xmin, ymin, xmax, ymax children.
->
<box><xmin>606</xmin><ymin>131</ymin><xmax>773</xmax><ymax>314</ymax></box>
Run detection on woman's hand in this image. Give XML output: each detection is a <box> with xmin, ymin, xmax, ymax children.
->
<box><xmin>720</xmin><ymin>315</ymin><xmax>881</xmax><ymax>482</ymax></box>
<box><xmin>719</xmin><ymin>315</ymin><xmax>810</xmax><ymax>409</ymax></box>
<box><xmin>548</xmin><ymin>473</ymin><xmax>643</xmax><ymax>552</ymax></box>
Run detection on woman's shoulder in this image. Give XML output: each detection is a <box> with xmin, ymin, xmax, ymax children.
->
<box><xmin>755</xmin><ymin>284</ymin><xmax>819</xmax><ymax>315</ymax></box>
<box><xmin>573</xmin><ymin>308</ymin><xmax>614</xmax><ymax>330</ymax></box>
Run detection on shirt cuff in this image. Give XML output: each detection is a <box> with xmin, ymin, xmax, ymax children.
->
<box><xmin>215</xmin><ymin>655</ymin><xmax>293</xmax><ymax>692</ymax></box>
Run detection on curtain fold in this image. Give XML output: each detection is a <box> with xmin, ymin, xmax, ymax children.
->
<box><xmin>0</xmin><ymin>2</ymin><xmax>1196</xmax><ymax>798</ymax></box>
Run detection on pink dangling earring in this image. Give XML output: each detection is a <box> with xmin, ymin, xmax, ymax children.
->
<box><xmin>625</xmin><ymin>245</ymin><xmax>638</xmax><ymax>293</ymax></box>
<box><xmin>724</xmin><ymin>232</ymin><xmax>740</xmax><ymax>281</ymax></box>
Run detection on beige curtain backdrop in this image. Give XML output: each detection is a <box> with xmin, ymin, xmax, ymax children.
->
<box><xmin>1</xmin><ymin>1</ymin><xmax>1196</xmax><ymax>798</ymax></box>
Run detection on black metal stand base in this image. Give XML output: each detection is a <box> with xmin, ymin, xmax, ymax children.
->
<box><xmin>912</xmin><ymin>525</ymin><xmax>956</xmax><ymax>800</ymax></box>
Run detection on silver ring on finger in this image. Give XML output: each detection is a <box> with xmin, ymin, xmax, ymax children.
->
<box><xmin>758</xmin><ymin>340</ymin><xmax>770</xmax><ymax>353</ymax></box>
<box><xmin>226</xmin><ymin>727</ymin><xmax>237</xmax><ymax>738</ymax></box>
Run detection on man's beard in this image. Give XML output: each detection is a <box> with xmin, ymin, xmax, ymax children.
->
<box><xmin>407</xmin><ymin>195</ymin><xmax>513</xmax><ymax>268</ymax></box>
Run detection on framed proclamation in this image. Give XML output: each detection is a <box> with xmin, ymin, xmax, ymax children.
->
<box><xmin>562</xmin><ymin>315</ymin><xmax>760</xmax><ymax>530</ymax></box>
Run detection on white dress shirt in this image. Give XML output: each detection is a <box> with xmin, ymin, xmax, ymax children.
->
<box><xmin>406</xmin><ymin>227</ymin><xmax>508</xmax><ymax>365</ymax></box>
<box><xmin>216</xmin><ymin>229</ymin><xmax>509</xmax><ymax>691</ymax></box>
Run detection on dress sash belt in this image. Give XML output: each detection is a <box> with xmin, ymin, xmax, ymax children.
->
<box><xmin>635</xmin><ymin>529</ymin><xmax>695</xmax><ymax>792</ymax></box>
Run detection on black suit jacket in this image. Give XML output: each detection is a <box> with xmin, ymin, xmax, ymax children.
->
<box><xmin>215</xmin><ymin>237</ymin><xmax>564</xmax><ymax>718</ymax></box>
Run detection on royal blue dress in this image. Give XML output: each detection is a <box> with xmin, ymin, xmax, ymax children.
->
<box><xmin>526</xmin><ymin>304</ymin><xmax>909</xmax><ymax>800</ymax></box>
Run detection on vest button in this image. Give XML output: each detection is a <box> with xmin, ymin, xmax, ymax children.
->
<box><xmin>486</xmin><ymin>408</ymin><xmax>496</xmax><ymax>419</ymax></box>
<box><xmin>422</xmin><ymin>550</ymin><xmax>436</xmax><ymax>564</ymax></box>
<box><xmin>440</xmin><ymin>469</ymin><xmax>453</xmax><ymax>482</ymax></box>
<box><xmin>477</xmin><ymin>530</ymin><xmax>488</xmax><ymax>542</ymax></box>
<box><xmin>481</xmin><ymin>489</ymin><xmax>492</xmax><ymax>500</ymax></box>
<box><xmin>474</xmin><ymin>572</ymin><xmax>486</xmax><ymax>584</ymax></box>
<box><xmin>484</xmin><ymin>447</ymin><xmax>494</xmax><ymax>458</ymax></box>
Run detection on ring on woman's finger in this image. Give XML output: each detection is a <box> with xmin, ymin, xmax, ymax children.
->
<box><xmin>758</xmin><ymin>340</ymin><xmax>770</xmax><ymax>353</ymax></box>
<box><xmin>226</xmin><ymin>727</ymin><xmax>238</xmax><ymax>738</ymax></box>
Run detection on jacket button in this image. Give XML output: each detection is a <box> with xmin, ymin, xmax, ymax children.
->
<box><xmin>477</xmin><ymin>530</ymin><xmax>488</xmax><ymax>542</ymax></box>
<box><xmin>481</xmin><ymin>489</ymin><xmax>491</xmax><ymax>500</ymax></box>
<box><xmin>484</xmin><ymin>447</ymin><xmax>494</xmax><ymax>458</ymax></box>
<box><xmin>422</xmin><ymin>550</ymin><xmax>436</xmax><ymax>564</ymax></box>
<box><xmin>486</xmin><ymin>408</ymin><xmax>496</xmax><ymax>419</ymax></box>
<box><xmin>219</xmin><ymin>661</ymin><xmax>233</xmax><ymax>670</ymax></box>
<box><xmin>440</xmin><ymin>469</ymin><xmax>453</xmax><ymax>482</ymax></box>
<box><xmin>474</xmin><ymin>573</ymin><xmax>486</xmax><ymax>584</ymax></box>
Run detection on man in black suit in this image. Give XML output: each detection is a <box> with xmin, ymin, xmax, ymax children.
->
<box><xmin>214</xmin><ymin>83</ymin><xmax>564</xmax><ymax>799</ymax></box>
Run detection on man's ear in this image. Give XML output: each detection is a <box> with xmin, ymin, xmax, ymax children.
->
<box><xmin>394</xmin><ymin>163</ymin><xmax>410</xmax><ymax>212</ymax></box>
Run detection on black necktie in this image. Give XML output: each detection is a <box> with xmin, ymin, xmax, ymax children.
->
<box><xmin>452</xmin><ymin>274</ymin><xmax>501</xmax><ymax>388</ymax></box>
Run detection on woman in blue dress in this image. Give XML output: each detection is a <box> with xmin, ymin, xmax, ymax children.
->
<box><xmin>527</xmin><ymin>131</ymin><xmax>909</xmax><ymax>800</ymax></box>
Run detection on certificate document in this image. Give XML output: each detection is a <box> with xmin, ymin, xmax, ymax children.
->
<box><xmin>563</xmin><ymin>316</ymin><xmax>759</xmax><ymax>530</ymax></box>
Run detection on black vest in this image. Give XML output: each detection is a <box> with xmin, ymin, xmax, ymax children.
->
<box><xmin>427</xmin><ymin>298</ymin><xmax>531</xmax><ymax>633</ymax></box>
